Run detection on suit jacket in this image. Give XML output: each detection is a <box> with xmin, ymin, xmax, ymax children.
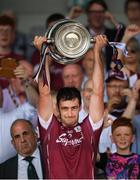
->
<box><xmin>0</xmin><ymin>149</ymin><xmax>46</xmax><ymax>179</ymax></box>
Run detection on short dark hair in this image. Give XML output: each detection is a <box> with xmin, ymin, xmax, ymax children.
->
<box><xmin>57</xmin><ymin>87</ymin><xmax>81</xmax><ymax>107</ymax></box>
<box><xmin>86</xmin><ymin>0</ymin><xmax>108</xmax><ymax>13</ymax></box>
<box><xmin>0</xmin><ymin>15</ymin><xmax>15</xmax><ymax>28</ymax></box>
<box><xmin>46</xmin><ymin>13</ymin><xmax>65</xmax><ymax>29</ymax></box>
<box><xmin>10</xmin><ymin>119</ymin><xmax>36</xmax><ymax>138</ymax></box>
<box><xmin>124</xmin><ymin>0</ymin><xmax>140</xmax><ymax>14</ymax></box>
<box><xmin>112</xmin><ymin>117</ymin><xmax>134</xmax><ymax>134</ymax></box>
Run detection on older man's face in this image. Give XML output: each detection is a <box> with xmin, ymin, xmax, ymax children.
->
<box><xmin>11</xmin><ymin>121</ymin><xmax>37</xmax><ymax>157</ymax></box>
<box><xmin>62</xmin><ymin>64</ymin><xmax>83</xmax><ymax>90</ymax></box>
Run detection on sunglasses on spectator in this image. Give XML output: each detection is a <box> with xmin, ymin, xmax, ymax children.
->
<box><xmin>126</xmin><ymin>48</ymin><xmax>138</xmax><ymax>54</ymax></box>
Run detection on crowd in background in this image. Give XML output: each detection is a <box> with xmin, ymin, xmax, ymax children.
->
<box><xmin>1</xmin><ymin>0</ymin><xmax>140</xmax><ymax>179</ymax></box>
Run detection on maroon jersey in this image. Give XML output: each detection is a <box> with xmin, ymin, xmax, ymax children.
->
<box><xmin>39</xmin><ymin>115</ymin><xmax>102</xmax><ymax>179</ymax></box>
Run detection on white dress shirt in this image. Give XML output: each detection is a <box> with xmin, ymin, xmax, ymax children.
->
<box><xmin>18</xmin><ymin>148</ymin><xmax>43</xmax><ymax>179</ymax></box>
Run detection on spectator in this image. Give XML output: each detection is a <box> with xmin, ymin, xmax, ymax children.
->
<box><xmin>99</xmin><ymin>71</ymin><xmax>129</xmax><ymax>154</ymax></box>
<box><xmin>117</xmin><ymin>24</ymin><xmax>140</xmax><ymax>86</ymax></box>
<box><xmin>124</xmin><ymin>0</ymin><xmax>140</xmax><ymax>26</ymax></box>
<box><xmin>124</xmin><ymin>0</ymin><xmax>140</xmax><ymax>49</ymax></box>
<box><xmin>105</xmin><ymin>71</ymin><xmax>129</xmax><ymax>117</ymax></box>
<box><xmin>0</xmin><ymin>15</ymin><xmax>32</xmax><ymax>90</ymax></box>
<box><xmin>1</xmin><ymin>10</ymin><xmax>31</xmax><ymax>60</ymax></box>
<box><xmin>0</xmin><ymin>119</ymin><xmax>45</xmax><ymax>179</ymax></box>
<box><xmin>2</xmin><ymin>61</ymin><xmax>34</xmax><ymax>112</ymax></box>
<box><xmin>106</xmin><ymin>117</ymin><xmax>140</xmax><ymax>179</ymax></box>
<box><xmin>0</xmin><ymin>67</ymin><xmax>38</xmax><ymax>163</ymax></box>
<box><xmin>62</xmin><ymin>63</ymin><xmax>84</xmax><ymax>90</ymax></box>
<box><xmin>124</xmin><ymin>37</ymin><xmax>140</xmax><ymax>86</ymax></box>
<box><xmin>85</xmin><ymin>0</ymin><xmax>124</xmax><ymax>70</ymax></box>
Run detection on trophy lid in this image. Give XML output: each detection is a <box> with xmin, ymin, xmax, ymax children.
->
<box><xmin>45</xmin><ymin>19</ymin><xmax>91</xmax><ymax>64</ymax></box>
<box><xmin>54</xmin><ymin>21</ymin><xmax>91</xmax><ymax>58</ymax></box>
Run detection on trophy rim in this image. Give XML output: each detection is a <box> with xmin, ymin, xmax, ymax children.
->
<box><xmin>45</xmin><ymin>19</ymin><xmax>91</xmax><ymax>64</ymax></box>
<box><xmin>54</xmin><ymin>22</ymin><xmax>91</xmax><ymax>58</ymax></box>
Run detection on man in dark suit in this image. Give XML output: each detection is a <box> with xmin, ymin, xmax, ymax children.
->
<box><xmin>0</xmin><ymin>119</ymin><xmax>45</xmax><ymax>179</ymax></box>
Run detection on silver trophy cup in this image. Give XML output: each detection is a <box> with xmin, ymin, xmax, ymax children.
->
<box><xmin>45</xmin><ymin>19</ymin><xmax>95</xmax><ymax>64</ymax></box>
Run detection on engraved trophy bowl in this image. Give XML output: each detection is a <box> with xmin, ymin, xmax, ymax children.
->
<box><xmin>45</xmin><ymin>19</ymin><xmax>94</xmax><ymax>64</ymax></box>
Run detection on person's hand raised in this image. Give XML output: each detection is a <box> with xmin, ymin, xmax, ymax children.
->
<box><xmin>122</xmin><ymin>24</ymin><xmax>140</xmax><ymax>43</ymax></box>
<box><xmin>33</xmin><ymin>36</ymin><xmax>47</xmax><ymax>51</ymax></box>
<box><xmin>68</xmin><ymin>6</ymin><xmax>84</xmax><ymax>19</ymax></box>
<box><xmin>107</xmin><ymin>97</ymin><xmax>121</xmax><ymax>112</ymax></box>
<box><xmin>94</xmin><ymin>35</ymin><xmax>108</xmax><ymax>51</ymax></box>
<box><xmin>14</xmin><ymin>64</ymin><xmax>29</xmax><ymax>80</ymax></box>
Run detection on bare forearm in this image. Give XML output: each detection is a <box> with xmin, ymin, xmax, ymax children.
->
<box><xmin>23</xmin><ymin>80</ymin><xmax>38</xmax><ymax>108</ymax></box>
<box><xmin>93</xmin><ymin>48</ymin><xmax>104</xmax><ymax>95</ymax></box>
<box><xmin>89</xmin><ymin>35</ymin><xmax>107</xmax><ymax>122</ymax></box>
<box><xmin>89</xmin><ymin>48</ymin><xmax>104</xmax><ymax>122</ymax></box>
<box><xmin>38</xmin><ymin>55</ymin><xmax>53</xmax><ymax>121</ymax></box>
<box><xmin>122</xmin><ymin>99</ymin><xmax>137</xmax><ymax>119</ymax></box>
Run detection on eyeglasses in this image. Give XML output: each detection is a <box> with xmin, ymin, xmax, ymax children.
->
<box><xmin>87</xmin><ymin>10</ymin><xmax>105</xmax><ymax>15</ymax></box>
<box><xmin>127</xmin><ymin>6</ymin><xmax>140</xmax><ymax>12</ymax></box>
<box><xmin>107</xmin><ymin>84</ymin><xmax>127</xmax><ymax>90</ymax></box>
<box><xmin>0</xmin><ymin>28</ymin><xmax>13</xmax><ymax>34</ymax></box>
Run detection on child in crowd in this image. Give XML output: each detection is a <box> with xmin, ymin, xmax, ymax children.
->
<box><xmin>106</xmin><ymin>117</ymin><xmax>140</xmax><ymax>179</ymax></box>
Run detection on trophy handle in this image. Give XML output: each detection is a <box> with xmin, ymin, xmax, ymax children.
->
<box><xmin>46</xmin><ymin>38</ymin><xmax>54</xmax><ymax>44</ymax></box>
<box><xmin>90</xmin><ymin>38</ymin><xmax>96</xmax><ymax>43</ymax></box>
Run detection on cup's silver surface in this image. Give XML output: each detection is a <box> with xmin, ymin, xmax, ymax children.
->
<box><xmin>45</xmin><ymin>19</ymin><xmax>91</xmax><ymax>64</ymax></box>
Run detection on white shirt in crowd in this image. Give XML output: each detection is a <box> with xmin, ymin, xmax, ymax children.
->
<box><xmin>2</xmin><ymin>88</ymin><xmax>21</xmax><ymax>112</ymax></box>
<box><xmin>99</xmin><ymin>114</ymin><xmax>117</xmax><ymax>153</ymax></box>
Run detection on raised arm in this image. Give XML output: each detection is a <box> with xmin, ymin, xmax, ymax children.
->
<box><xmin>33</xmin><ymin>36</ymin><xmax>53</xmax><ymax>121</ymax></box>
<box><xmin>122</xmin><ymin>82</ymin><xmax>139</xmax><ymax>119</ymax></box>
<box><xmin>14</xmin><ymin>64</ymin><xmax>38</xmax><ymax>108</ymax></box>
<box><xmin>89</xmin><ymin>35</ymin><xmax>107</xmax><ymax>123</ymax></box>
